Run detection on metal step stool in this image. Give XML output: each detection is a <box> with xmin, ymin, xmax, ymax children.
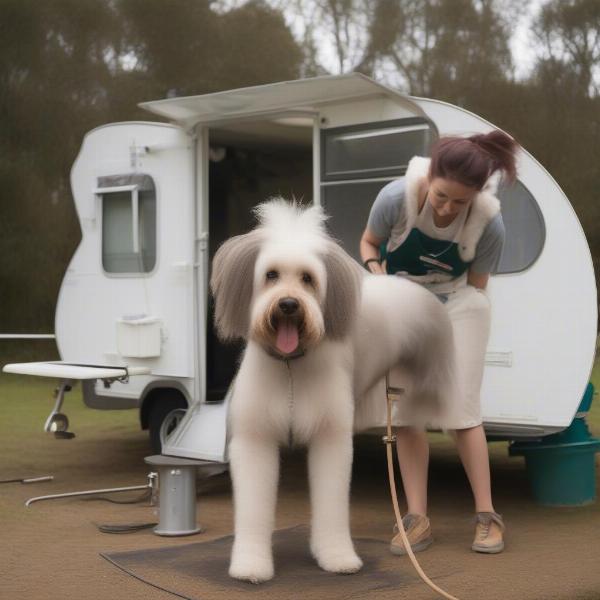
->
<box><xmin>144</xmin><ymin>455</ymin><xmax>227</xmax><ymax>536</ymax></box>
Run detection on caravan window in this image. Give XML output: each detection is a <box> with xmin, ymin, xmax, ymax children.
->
<box><xmin>98</xmin><ymin>174</ymin><xmax>157</xmax><ymax>274</ymax></box>
<box><xmin>496</xmin><ymin>180</ymin><xmax>545</xmax><ymax>274</ymax></box>
<box><xmin>320</xmin><ymin>118</ymin><xmax>435</xmax><ymax>260</ymax></box>
<box><xmin>321</xmin><ymin>118</ymin><xmax>434</xmax><ymax>182</ymax></box>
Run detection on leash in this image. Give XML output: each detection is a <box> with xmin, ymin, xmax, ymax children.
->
<box><xmin>384</xmin><ymin>373</ymin><xmax>460</xmax><ymax>600</ymax></box>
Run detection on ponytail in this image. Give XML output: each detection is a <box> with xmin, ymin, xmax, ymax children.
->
<box><xmin>468</xmin><ymin>130</ymin><xmax>518</xmax><ymax>183</ymax></box>
<box><xmin>429</xmin><ymin>129</ymin><xmax>519</xmax><ymax>190</ymax></box>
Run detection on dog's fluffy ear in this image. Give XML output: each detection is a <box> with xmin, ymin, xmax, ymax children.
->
<box><xmin>210</xmin><ymin>229</ymin><xmax>264</xmax><ymax>341</ymax></box>
<box><xmin>322</xmin><ymin>243</ymin><xmax>363</xmax><ymax>339</ymax></box>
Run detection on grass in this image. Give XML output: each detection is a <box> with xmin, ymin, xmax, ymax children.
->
<box><xmin>1</xmin><ymin>350</ymin><xmax>599</xmax><ymax>462</ymax></box>
<box><xmin>588</xmin><ymin>354</ymin><xmax>600</xmax><ymax>434</ymax></box>
<box><xmin>0</xmin><ymin>375</ymin><xmax>140</xmax><ymax>436</ymax></box>
<box><xmin>0</xmin><ymin>375</ymin><xmax>143</xmax><ymax>475</ymax></box>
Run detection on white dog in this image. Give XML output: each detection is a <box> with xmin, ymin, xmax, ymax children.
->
<box><xmin>210</xmin><ymin>200</ymin><xmax>455</xmax><ymax>584</ymax></box>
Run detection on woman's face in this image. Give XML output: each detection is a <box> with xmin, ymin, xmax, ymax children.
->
<box><xmin>427</xmin><ymin>177</ymin><xmax>478</xmax><ymax>220</ymax></box>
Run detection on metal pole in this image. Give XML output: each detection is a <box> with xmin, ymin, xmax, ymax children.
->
<box><xmin>0</xmin><ymin>334</ymin><xmax>55</xmax><ymax>339</ymax></box>
<box><xmin>25</xmin><ymin>473</ymin><xmax>157</xmax><ymax>507</ymax></box>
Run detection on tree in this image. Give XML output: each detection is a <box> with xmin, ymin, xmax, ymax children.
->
<box><xmin>534</xmin><ymin>0</ymin><xmax>600</xmax><ymax>97</ymax></box>
<box><xmin>367</xmin><ymin>0</ymin><xmax>519</xmax><ymax>99</ymax></box>
<box><xmin>526</xmin><ymin>0</ymin><xmax>600</xmax><ymax>286</ymax></box>
<box><xmin>0</xmin><ymin>0</ymin><xmax>303</xmax><ymax>340</ymax></box>
<box><xmin>270</xmin><ymin>0</ymin><xmax>521</xmax><ymax>104</ymax></box>
<box><xmin>0</xmin><ymin>0</ymin><xmax>121</xmax><ymax>333</ymax></box>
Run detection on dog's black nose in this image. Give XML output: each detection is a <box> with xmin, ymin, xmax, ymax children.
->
<box><xmin>279</xmin><ymin>297</ymin><xmax>299</xmax><ymax>315</ymax></box>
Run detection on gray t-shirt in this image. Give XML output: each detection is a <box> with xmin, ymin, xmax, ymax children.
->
<box><xmin>367</xmin><ymin>178</ymin><xmax>505</xmax><ymax>274</ymax></box>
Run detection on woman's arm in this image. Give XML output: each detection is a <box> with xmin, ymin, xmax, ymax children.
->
<box><xmin>360</xmin><ymin>228</ymin><xmax>385</xmax><ymax>274</ymax></box>
<box><xmin>467</xmin><ymin>270</ymin><xmax>490</xmax><ymax>290</ymax></box>
<box><xmin>469</xmin><ymin>213</ymin><xmax>504</xmax><ymax>291</ymax></box>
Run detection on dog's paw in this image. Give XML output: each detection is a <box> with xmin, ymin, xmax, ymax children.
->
<box><xmin>312</xmin><ymin>546</ymin><xmax>363</xmax><ymax>574</ymax></box>
<box><xmin>229</xmin><ymin>554</ymin><xmax>274</xmax><ymax>584</ymax></box>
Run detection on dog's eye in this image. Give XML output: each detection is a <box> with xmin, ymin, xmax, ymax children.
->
<box><xmin>302</xmin><ymin>272</ymin><xmax>313</xmax><ymax>284</ymax></box>
<box><xmin>266</xmin><ymin>270</ymin><xmax>279</xmax><ymax>281</ymax></box>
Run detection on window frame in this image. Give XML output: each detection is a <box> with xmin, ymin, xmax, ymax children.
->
<box><xmin>96</xmin><ymin>174</ymin><xmax>158</xmax><ymax>277</ymax></box>
<box><xmin>495</xmin><ymin>178</ymin><xmax>546</xmax><ymax>276</ymax></box>
<box><xmin>320</xmin><ymin>117</ymin><xmax>436</xmax><ymax>183</ymax></box>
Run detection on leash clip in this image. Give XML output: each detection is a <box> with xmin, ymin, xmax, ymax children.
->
<box><xmin>382</xmin><ymin>434</ymin><xmax>397</xmax><ymax>445</ymax></box>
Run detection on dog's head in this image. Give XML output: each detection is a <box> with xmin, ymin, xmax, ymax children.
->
<box><xmin>210</xmin><ymin>199</ymin><xmax>362</xmax><ymax>358</ymax></box>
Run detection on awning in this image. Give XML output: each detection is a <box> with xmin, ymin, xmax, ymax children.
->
<box><xmin>139</xmin><ymin>73</ymin><xmax>408</xmax><ymax>127</ymax></box>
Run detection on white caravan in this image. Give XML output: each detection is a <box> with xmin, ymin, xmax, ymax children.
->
<box><xmin>4</xmin><ymin>74</ymin><xmax>597</xmax><ymax>462</ymax></box>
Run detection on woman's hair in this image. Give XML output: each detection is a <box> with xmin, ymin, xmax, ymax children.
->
<box><xmin>428</xmin><ymin>130</ymin><xmax>518</xmax><ymax>190</ymax></box>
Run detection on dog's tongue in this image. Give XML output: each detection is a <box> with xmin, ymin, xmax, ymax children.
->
<box><xmin>275</xmin><ymin>321</ymin><xmax>299</xmax><ymax>355</ymax></box>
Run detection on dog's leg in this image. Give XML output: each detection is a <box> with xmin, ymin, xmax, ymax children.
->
<box><xmin>229</xmin><ymin>434</ymin><xmax>279</xmax><ymax>584</ymax></box>
<box><xmin>308</xmin><ymin>425</ymin><xmax>363</xmax><ymax>574</ymax></box>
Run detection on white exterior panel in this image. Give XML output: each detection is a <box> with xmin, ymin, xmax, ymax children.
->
<box><xmin>57</xmin><ymin>123</ymin><xmax>196</xmax><ymax>386</ymax></box>
<box><xmin>413</xmin><ymin>97</ymin><xmax>597</xmax><ymax>432</ymax></box>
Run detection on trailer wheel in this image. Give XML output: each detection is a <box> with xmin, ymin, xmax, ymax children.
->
<box><xmin>148</xmin><ymin>396</ymin><xmax>187</xmax><ymax>454</ymax></box>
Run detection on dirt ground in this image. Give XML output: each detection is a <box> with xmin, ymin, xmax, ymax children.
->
<box><xmin>2</xmin><ymin>383</ymin><xmax>600</xmax><ymax>600</ymax></box>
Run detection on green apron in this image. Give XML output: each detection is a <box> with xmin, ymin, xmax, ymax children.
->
<box><xmin>381</xmin><ymin>227</ymin><xmax>471</xmax><ymax>278</ymax></box>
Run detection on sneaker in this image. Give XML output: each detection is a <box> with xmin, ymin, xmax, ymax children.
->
<box><xmin>390</xmin><ymin>513</ymin><xmax>433</xmax><ymax>555</ymax></box>
<box><xmin>471</xmin><ymin>512</ymin><xmax>505</xmax><ymax>554</ymax></box>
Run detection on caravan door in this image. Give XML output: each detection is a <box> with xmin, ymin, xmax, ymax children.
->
<box><xmin>57</xmin><ymin>122</ymin><xmax>196</xmax><ymax>389</ymax></box>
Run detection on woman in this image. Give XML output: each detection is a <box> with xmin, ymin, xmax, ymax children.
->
<box><xmin>359</xmin><ymin>130</ymin><xmax>518</xmax><ymax>555</ymax></box>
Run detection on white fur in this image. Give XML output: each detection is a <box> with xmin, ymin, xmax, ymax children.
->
<box><xmin>211</xmin><ymin>199</ymin><xmax>456</xmax><ymax>584</ymax></box>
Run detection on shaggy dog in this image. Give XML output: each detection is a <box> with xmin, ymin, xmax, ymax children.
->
<box><xmin>210</xmin><ymin>200</ymin><xmax>455</xmax><ymax>583</ymax></box>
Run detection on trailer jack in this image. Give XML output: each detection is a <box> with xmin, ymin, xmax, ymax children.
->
<box><xmin>45</xmin><ymin>379</ymin><xmax>76</xmax><ymax>439</ymax></box>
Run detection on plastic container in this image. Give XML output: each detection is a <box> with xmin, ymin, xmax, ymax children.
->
<box><xmin>116</xmin><ymin>314</ymin><xmax>162</xmax><ymax>358</ymax></box>
<box><xmin>509</xmin><ymin>383</ymin><xmax>600</xmax><ymax>506</ymax></box>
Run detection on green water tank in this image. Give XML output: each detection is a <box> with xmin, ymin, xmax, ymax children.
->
<box><xmin>509</xmin><ymin>383</ymin><xmax>600</xmax><ymax>506</ymax></box>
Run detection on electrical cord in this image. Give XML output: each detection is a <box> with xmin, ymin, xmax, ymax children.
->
<box><xmin>96</xmin><ymin>522</ymin><xmax>157</xmax><ymax>534</ymax></box>
<box><xmin>85</xmin><ymin>488</ymin><xmax>156</xmax><ymax>533</ymax></box>
<box><xmin>100</xmin><ymin>553</ymin><xmax>194</xmax><ymax>599</ymax></box>
<box><xmin>82</xmin><ymin>488</ymin><xmax>153</xmax><ymax>504</ymax></box>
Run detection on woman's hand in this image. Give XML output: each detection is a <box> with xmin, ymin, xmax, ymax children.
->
<box><xmin>360</xmin><ymin>227</ymin><xmax>385</xmax><ymax>274</ymax></box>
<box><xmin>363</xmin><ymin>260</ymin><xmax>384</xmax><ymax>274</ymax></box>
<box><xmin>467</xmin><ymin>270</ymin><xmax>490</xmax><ymax>290</ymax></box>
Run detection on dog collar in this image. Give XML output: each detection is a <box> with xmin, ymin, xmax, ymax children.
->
<box><xmin>264</xmin><ymin>346</ymin><xmax>306</xmax><ymax>361</ymax></box>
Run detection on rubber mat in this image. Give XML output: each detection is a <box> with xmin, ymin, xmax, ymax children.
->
<box><xmin>101</xmin><ymin>525</ymin><xmax>449</xmax><ymax>599</ymax></box>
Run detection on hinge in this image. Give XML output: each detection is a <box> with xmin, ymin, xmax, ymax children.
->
<box><xmin>197</xmin><ymin>232</ymin><xmax>208</xmax><ymax>251</ymax></box>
